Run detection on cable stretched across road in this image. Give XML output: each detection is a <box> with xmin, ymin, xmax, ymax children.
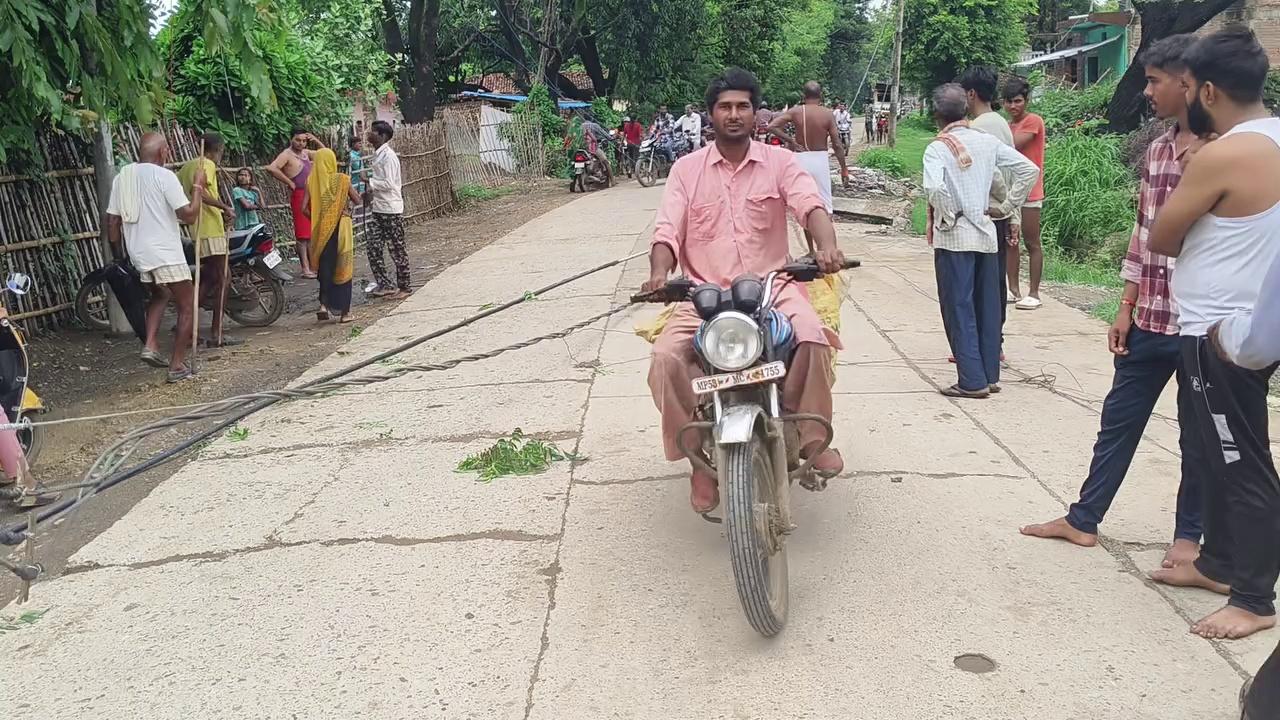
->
<box><xmin>2</xmin><ymin>249</ymin><xmax>648</xmax><ymax>544</ymax></box>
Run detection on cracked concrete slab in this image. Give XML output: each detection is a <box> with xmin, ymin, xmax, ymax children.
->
<box><xmin>572</xmin><ymin>396</ymin><xmax>683</xmax><ymax>485</ymax></box>
<box><xmin>3</xmin><ymin>541</ymin><xmax>552</xmax><ymax>720</ymax></box>
<box><xmin>532</xmin><ymin>476</ymin><xmax>1242</xmax><ymax>720</ymax></box>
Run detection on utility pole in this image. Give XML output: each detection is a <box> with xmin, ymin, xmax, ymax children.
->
<box><xmin>888</xmin><ymin>0</ymin><xmax>907</xmax><ymax>148</ymax></box>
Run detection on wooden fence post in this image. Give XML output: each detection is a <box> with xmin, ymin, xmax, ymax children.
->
<box><xmin>92</xmin><ymin>120</ymin><xmax>132</xmax><ymax>334</ymax></box>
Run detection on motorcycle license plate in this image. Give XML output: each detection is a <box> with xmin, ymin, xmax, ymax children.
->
<box><xmin>692</xmin><ymin>361</ymin><xmax>786</xmax><ymax>395</ymax></box>
<box><xmin>262</xmin><ymin>249</ymin><xmax>283</xmax><ymax>269</ymax></box>
<box><xmin>574</xmin><ymin>162</ymin><xmax>586</xmax><ymax>169</ymax></box>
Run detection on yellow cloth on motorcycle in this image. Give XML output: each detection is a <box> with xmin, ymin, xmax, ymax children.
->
<box><xmin>633</xmin><ymin>275</ymin><xmax>845</xmax><ymax>345</ymax></box>
<box><xmin>307</xmin><ymin>149</ymin><xmax>355</xmax><ymax>286</ymax></box>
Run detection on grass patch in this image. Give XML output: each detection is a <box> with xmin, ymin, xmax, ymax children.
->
<box><xmin>909</xmin><ymin>197</ymin><xmax>927</xmax><ymax>235</ymax></box>
<box><xmin>855</xmin><ymin>121</ymin><xmax>934</xmax><ymax>179</ymax></box>
<box><xmin>1090</xmin><ymin>295</ymin><xmax>1121</xmax><ymax>323</ymax></box>
<box><xmin>456</xmin><ymin>184</ymin><xmax>509</xmax><ymax>205</ymax></box>
<box><xmin>1</xmin><ymin>607</ymin><xmax>50</xmax><ymax>632</ymax></box>
<box><xmin>348</xmin><ymin>325</ymin><xmax>364</xmax><ymax>339</ymax></box>
<box><xmin>1043</xmin><ymin>253</ymin><xmax>1124</xmax><ymax>288</ymax></box>
<box><xmin>226</xmin><ymin>426</ymin><xmax>250</xmax><ymax>442</ymax></box>
<box><xmin>456</xmin><ymin>429</ymin><xmax>578</xmax><ymax>482</ymax></box>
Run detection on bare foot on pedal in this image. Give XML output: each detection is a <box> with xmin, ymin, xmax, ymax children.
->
<box><xmin>690</xmin><ymin>470</ymin><xmax>719</xmax><ymax>514</ymax></box>
<box><xmin>1019</xmin><ymin>517</ymin><xmax>1098</xmax><ymax>547</ymax></box>
<box><xmin>1149</xmin><ymin>562</ymin><xmax>1230</xmax><ymax>595</ymax></box>
<box><xmin>1191</xmin><ymin>605</ymin><xmax>1276</xmax><ymax>640</ymax></box>
<box><xmin>1161</xmin><ymin>538</ymin><xmax>1201</xmax><ymax>568</ymax></box>
<box><xmin>802</xmin><ymin>444</ymin><xmax>844</xmax><ymax>478</ymax></box>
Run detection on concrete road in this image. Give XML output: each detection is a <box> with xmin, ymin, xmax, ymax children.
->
<box><xmin>2</xmin><ymin>183</ymin><xmax>1273</xmax><ymax>719</ymax></box>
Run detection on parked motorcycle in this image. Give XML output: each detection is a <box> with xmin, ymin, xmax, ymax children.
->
<box><xmin>0</xmin><ymin>274</ymin><xmax>47</xmax><ymax>466</ymax></box>
<box><xmin>633</xmin><ymin>255</ymin><xmax>860</xmax><ymax>637</ymax></box>
<box><xmin>76</xmin><ymin>223</ymin><xmax>290</xmax><ymax>332</ymax></box>
<box><xmin>568</xmin><ymin>149</ymin><xmax>609</xmax><ymax>193</ymax></box>
<box><xmin>636</xmin><ymin>134</ymin><xmax>691</xmax><ymax>188</ymax></box>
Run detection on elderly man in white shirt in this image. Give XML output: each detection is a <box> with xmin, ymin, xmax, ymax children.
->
<box><xmin>923</xmin><ymin>83</ymin><xmax>1038</xmax><ymax>398</ymax></box>
<box><xmin>678</xmin><ymin>104</ymin><xmax>703</xmax><ymax>150</ymax></box>
<box><xmin>365</xmin><ymin>120</ymin><xmax>409</xmax><ymax>299</ymax></box>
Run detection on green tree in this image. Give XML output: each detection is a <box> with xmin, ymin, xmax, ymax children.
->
<box><xmin>763</xmin><ymin>0</ymin><xmax>839</xmax><ymax>103</ymax></box>
<box><xmin>822</xmin><ymin>0</ymin><xmax>877</xmax><ymax>105</ymax></box>
<box><xmin>0</xmin><ymin>0</ymin><xmax>159</xmax><ymax>165</ymax></box>
<box><xmin>902</xmin><ymin>0</ymin><xmax>1037</xmax><ymax>95</ymax></box>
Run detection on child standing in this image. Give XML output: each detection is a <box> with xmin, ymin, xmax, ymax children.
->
<box><xmin>231</xmin><ymin>168</ymin><xmax>264</xmax><ymax>230</ymax></box>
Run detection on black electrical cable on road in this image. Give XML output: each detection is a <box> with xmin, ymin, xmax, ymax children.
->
<box><xmin>3</xmin><ymin>250</ymin><xmax>647</xmax><ymax>539</ymax></box>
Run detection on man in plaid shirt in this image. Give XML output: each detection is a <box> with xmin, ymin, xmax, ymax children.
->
<box><xmin>1021</xmin><ymin>35</ymin><xmax>1207</xmax><ymax>567</ymax></box>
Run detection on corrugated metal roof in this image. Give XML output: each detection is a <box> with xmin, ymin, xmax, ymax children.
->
<box><xmin>1013</xmin><ymin>35</ymin><xmax>1121</xmax><ymax>68</ymax></box>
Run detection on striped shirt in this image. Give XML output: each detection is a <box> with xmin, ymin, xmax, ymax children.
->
<box><xmin>1121</xmin><ymin>125</ymin><xmax>1184</xmax><ymax>335</ymax></box>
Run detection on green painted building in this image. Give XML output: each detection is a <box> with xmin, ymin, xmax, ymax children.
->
<box><xmin>1014</xmin><ymin>11</ymin><xmax>1132</xmax><ymax>87</ymax></box>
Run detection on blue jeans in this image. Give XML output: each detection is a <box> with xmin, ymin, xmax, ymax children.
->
<box><xmin>935</xmin><ymin>249</ymin><xmax>1002</xmax><ymax>391</ymax></box>
<box><xmin>1066</xmin><ymin>326</ymin><xmax>1205</xmax><ymax>542</ymax></box>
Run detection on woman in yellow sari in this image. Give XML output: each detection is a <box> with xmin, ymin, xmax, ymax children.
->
<box><xmin>303</xmin><ymin>148</ymin><xmax>362</xmax><ymax>322</ymax></box>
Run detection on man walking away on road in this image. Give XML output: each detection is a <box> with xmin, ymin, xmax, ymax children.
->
<box><xmin>923</xmin><ymin>84</ymin><xmax>1037</xmax><ymax>399</ymax></box>
<box><xmin>961</xmin><ymin>66</ymin><xmax>1019</xmax><ymax>311</ymax></box>
<box><xmin>864</xmin><ymin>107</ymin><xmax>874</xmax><ymax>144</ymax></box>
<box><xmin>1003</xmin><ymin>77</ymin><xmax>1047</xmax><ymax>309</ymax></box>
<box><xmin>767</xmin><ymin>81</ymin><xmax>848</xmax><ymax>246</ymax></box>
<box><xmin>1020</xmin><ymin>35</ymin><xmax>1206</xmax><ymax>568</ymax></box>
<box><xmin>1148</xmin><ymin>28</ymin><xmax>1280</xmax><ymax>642</ymax></box>
<box><xmin>365</xmin><ymin>120</ymin><xmax>410</xmax><ymax>300</ymax></box>
<box><xmin>178</xmin><ymin>132</ymin><xmax>239</xmax><ymax>349</ymax></box>
<box><xmin>834</xmin><ymin>101</ymin><xmax>852</xmax><ymax>150</ymax></box>
<box><xmin>106</xmin><ymin>132</ymin><xmax>205</xmax><ymax>383</ymax></box>
<box><xmin>267</xmin><ymin>127</ymin><xmax>325</xmax><ymax>279</ymax></box>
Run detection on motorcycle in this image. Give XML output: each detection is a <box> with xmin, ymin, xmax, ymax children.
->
<box><xmin>76</xmin><ymin>223</ymin><xmax>290</xmax><ymax>332</ymax></box>
<box><xmin>568</xmin><ymin>148</ymin><xmax>609</xmax><ymax>193</ymax></box>
<box><xmin>632</xmin><ymin>255</ymin><xmax>860</xmax><ymax>637</ymax></box>
<box><xmin>0</xmin><ymin>274</ymin><xmax>47</xmax><ymax>466</ymax></box>
<box><xmin>636</xmin><ymin>134</ymin><xmax>691</xmax><ymax>188</ymax></box>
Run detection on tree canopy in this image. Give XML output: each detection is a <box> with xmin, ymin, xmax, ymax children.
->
<box><xmin>902</xmin><ymin>0</ymin><xmax>1038</xmax><ymax>95</ymax></box>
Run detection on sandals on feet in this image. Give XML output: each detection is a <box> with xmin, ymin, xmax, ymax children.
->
<box><xmin>140</xmin><ymin>348</ymin><xmax>169</xmax><ymax>368</ymax></box>
<box><xmin>166</xmin><ymin>365</ymin><xmax>195</xmax><ymax>384</ymax></box>
<box><xmin>941</xmin><ymin>384</ymin><xmax>990</xmax><ymax>399</ymax></box>
<box><xmin>316</xmin><ymin>309</ymin><xmax>330</xmax><ymax>321</ymax></box>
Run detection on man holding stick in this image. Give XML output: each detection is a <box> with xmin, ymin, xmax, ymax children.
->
<box><xmin>106</xmin><ymin>132</ymin><xmax>204</xmax><ymax>382</ymax></box>
<box><xmin>178</xmin><ymin>132</ymin><xmax>239</xmax><ymax>348</ymax></box>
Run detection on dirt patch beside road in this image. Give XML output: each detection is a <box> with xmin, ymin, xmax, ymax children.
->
<box><xmin>2</xmin><ymin>180</ymin><xmax>575</xmax><ymax>603</ymax></box>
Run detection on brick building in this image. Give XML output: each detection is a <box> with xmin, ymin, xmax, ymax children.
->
<box><xmin>1131</xmin><ymin>0</ymin><xmax>1280</xmax><ymax>65</ymax></box>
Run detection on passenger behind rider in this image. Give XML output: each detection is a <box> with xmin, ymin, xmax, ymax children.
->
<box><xmin>641</xmin><ymin>67</ymin><xmax>846</xmax><ymax>514</ymax></box>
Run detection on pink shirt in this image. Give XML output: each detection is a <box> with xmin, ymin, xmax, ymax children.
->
<box><xmin>652</xmin><ymin>141</ymin><xmax>839</xmax><ymax>348</ymax></box>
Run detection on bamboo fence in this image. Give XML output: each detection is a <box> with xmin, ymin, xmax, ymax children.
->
<box><xmin>0</xmin><ymin>119</ymin><xmax>462</xmax><ymax>332</ymax></box>
<box><xmin>439</xmin><ymin>106</ymin><xmax>545</xmax><ymax>189</ymax></box>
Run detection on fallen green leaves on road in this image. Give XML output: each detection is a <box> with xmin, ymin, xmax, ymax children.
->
<box><xmin>226</xmin><ymin>426</ymin><xmax>251</xmax><ymax>442</ymax></box>
<box><xmin>0</xmin><ymin>607</ymin><xmax>50</xmax><ymax>632</ymax></box>
<box><xmin>456</xmin><ymin>429</ymin><xmax>578</xmax><ymax>482</ymax></box>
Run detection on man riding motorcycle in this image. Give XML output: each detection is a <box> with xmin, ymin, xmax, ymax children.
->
<box><xmin>640</xmin><ymin>68</ymin><xmax>846</xmax><ymax>513</ymax></box>
<box><xmin>580</xmin><ymin>114</ymin><xmax>616</xmax><ymax>187</ymax></box>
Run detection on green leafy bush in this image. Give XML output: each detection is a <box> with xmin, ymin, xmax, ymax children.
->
<box><xmin>1034</xmin><ymin>79</ymin><xmax>1117</xmax><ymax>135</ymax></box>
<box><xmin>1041</xmin><ymin>131</ymin><xmax>1136</xmax><ymax>260</ymax></box>
<box><xmin>1264</xmin><ymin>70</ymin><xmax>1280</xmax><ymax>115</ymax></box>
<box><xmin>857</xmin><ymin>147</ymin><xmax>909</xmax><ymax>178</ymax></box>
<box><xmin>591</xmin><ymin>97</ymin><xmax>622</xmax><ymax>129</ymax></box>
<box><xmin>513</xmin><ymin>85</ymin><xmax>570</xmax><ymax>177</ymax></box>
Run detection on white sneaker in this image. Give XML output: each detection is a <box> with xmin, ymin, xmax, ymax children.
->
<box><xmin>1006</xmin><ymin>290</ymin><xmax>1018</xmax><ymax>304</ymax></box>
<box><xmin>1015</xmin><ymin>296</ymin><xmax>1042</xmax><ymax>310</ymax></box>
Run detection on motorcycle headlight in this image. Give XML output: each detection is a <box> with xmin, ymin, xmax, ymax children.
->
<box><xmin>699</xmin><ymin>311</ymin><xmax>762</xmax><ymax>371</ymax></box>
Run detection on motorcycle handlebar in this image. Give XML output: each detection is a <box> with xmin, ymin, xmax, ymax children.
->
<box><xmin>629</xmin><ymin>257</ymin><xmax>861</xmax><ymax>303</ymax></box>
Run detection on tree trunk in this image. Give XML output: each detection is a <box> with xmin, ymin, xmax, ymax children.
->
<box><xmin>1105</xmin><ymin>0</ymin><xmax>1241</xmax><ymax>132</ymax></box>
<box><xmin>576</xmin><ymin>34</ymin><xmax>612</xmax><ymax>97</ymax></box>
<box><xmin>400</xmin><ymin>0</ymin><xmax>443</xmax><ymax>123</ymax></box>
<box><xmin>536</xmin><ymin>0</ymin><xmax>561</xmax><ymax>88</ymax></box>
<box><xmin>493</xmin><ymin>0</ymin><xmax>532</xmax><ymax>92</ymax></box>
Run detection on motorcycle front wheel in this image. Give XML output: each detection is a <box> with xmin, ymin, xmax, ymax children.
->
<box><xmin>75</xmin><ymin>280</ymin><xmax>112</xmax><ymax>331</ymax></box>
<box><xmin>636</xmin><ymin>156</ymin><xmax>657</xmax><ymax>187</ymax></box>
<box><xmin>226</xmin><ymin>264</ymin><xmax>285</xmax><ymax>327</ymax></box>
<box><xmin>724</xmin><ymin>430</ymin><xmax>789</xmax><ymax>636</ymax></box>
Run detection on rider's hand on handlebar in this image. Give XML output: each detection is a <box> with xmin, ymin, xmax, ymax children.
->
<box><xmin>640</xmin><ymin>273</ymin><xmax>668</xmax><ymax>294</ymax></box>
<box><xmin>814</xmin><ymin>248</ymin><xmax>846</xmax><ymax>275</ymax></box>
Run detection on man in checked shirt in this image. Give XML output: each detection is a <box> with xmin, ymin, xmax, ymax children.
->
<box><xmin>1021</xmin><ymin>35</ymin><xmax>1209</xmax><ymax>568</ymax></box>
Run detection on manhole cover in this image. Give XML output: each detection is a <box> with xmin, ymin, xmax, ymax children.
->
<box><xmin>953</xmin><ymin>653</ymin><xmax>997</xmax><ymax>674</ymax></box>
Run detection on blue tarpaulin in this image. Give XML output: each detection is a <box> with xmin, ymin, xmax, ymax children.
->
<box><xmin>458</xmin><ymin>91</ymin><xmax>591</xmax><ymax>110</ymax></box>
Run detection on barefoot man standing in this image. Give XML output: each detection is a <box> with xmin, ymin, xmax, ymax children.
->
<box><xmin>1020</xmin><ymin>35</ymin><xmax>1206</xmax><ymax>570</ymax></box>
<box><xmin>767</xmin><ymin>81</ymin><xmax>848</xmax><ymax>248</ymax></box>
<box><xmin>268</xmin><ymin>127</ymin><xmax>326</xmax><ymax>279</ymax></box>
<box><xmin>1148</xmin><ymin>29</ymin><xmax>1280</xmax><ymax>642</ymax></box>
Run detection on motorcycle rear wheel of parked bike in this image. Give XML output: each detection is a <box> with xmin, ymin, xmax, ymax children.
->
<box><xmin>74</xmin><ymin>280</ymin><xmax>112</xmax><ymax>331</ymax></box>
<box><xmin>724</xmin><ymin>428</ymin><xmax>789</xmax><ymax>636</ymax></box>
<box><xmin>226</xmin><ymin>264</ymin><xmax>285</xmax><ymax>327</ymax></box>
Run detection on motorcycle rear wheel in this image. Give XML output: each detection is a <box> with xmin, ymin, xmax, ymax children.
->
<box><xmin>75</xmin><ymin>280</ymin><xmax>112</xmax><ymax>331</ymax></box>
<box><xmin>636</xmin><ymin>156</ymin><xmax>657</xmax><ymax>187</ymax></box>
<box><xmin>226</xmin><ymin>264</ymin><xmax>285</xmax><ymax>327</ymax></box>
<box><xmin>724</xmin><ymin>431</ymin><xmax>789</xmax><ymax>636</ymax></box>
